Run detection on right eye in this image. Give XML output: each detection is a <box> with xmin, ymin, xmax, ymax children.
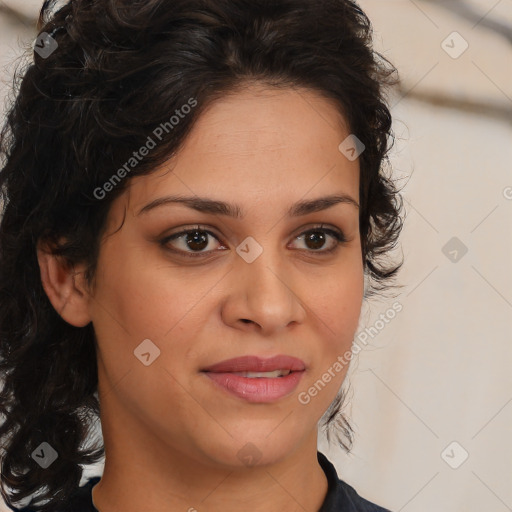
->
<box><xmin>160</xmin><ymin>225</ymin><xmax>227</xmax><ymax>258</ymax></box>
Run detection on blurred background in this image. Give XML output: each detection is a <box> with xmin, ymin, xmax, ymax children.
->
<box><xmin>0</xmin><ymin>1</ymin><xmax>511</xmax><ymax>511</ymax></box>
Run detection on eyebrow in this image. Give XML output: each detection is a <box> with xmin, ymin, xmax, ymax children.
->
<box><xmin>136</xmin><ymin>193</ymin><xmax>359</xmax><ymax>218</ymax></box>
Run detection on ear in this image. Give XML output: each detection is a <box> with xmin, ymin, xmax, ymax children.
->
<box><xmin>36</xmin><ymin>239</ymin><xmax>92</xmax><ymax>328</ymax></box>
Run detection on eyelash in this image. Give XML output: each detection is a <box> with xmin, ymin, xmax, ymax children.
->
<box><xmin>159</xmin><ymin>224</ymin><xmax>348</xmax><ymax>259</ymax></box>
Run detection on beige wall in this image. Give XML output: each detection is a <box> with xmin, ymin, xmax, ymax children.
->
<box><xmin>1</xmin><ymin>1</ymin><xmax>511</xmax><ymax>511</ymax></box>
<box><xmin>321</xmin><ymin>2</ymin><xmax>512</xmax><ymax>511</ymax></box>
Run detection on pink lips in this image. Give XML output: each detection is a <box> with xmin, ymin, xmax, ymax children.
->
<box><xmin>201</xmin><ymin>355</ymin><xmax>306</xmax><ymax>403</ymax></box>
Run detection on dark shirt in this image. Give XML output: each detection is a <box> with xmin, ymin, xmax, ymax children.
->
<box><xmin>10</xmin><ymin>451</ymin><xmax>392</xmax><ymax>511</ymax></box>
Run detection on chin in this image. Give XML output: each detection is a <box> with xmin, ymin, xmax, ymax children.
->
<box><xmin>197</xmin><ymin>433</ymin><xmax>299</xmax><ymax>470</ymax></box>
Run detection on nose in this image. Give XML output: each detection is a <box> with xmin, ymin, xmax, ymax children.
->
<box><xmin>221</xmin><ymin>246</ymin><xmax>307</xmax><ymax>336</ymax></box>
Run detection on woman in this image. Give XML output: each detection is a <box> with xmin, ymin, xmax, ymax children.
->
<box><xmin>0</xmin><ymin>0</ymin><xmax>403</xmax><ymax>510</ymax></box>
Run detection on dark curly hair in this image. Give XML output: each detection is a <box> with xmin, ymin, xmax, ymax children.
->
<box><xmin>0</xmin><ymin>0</ymin><xmax>404</xmax><ymax>509</ymax></box>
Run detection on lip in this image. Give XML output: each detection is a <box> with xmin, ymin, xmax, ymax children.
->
<box><xmin>203</xmin><ymin>371</ymin><xmax>305</xmax><ymax>403</ymax></box>
<box><xmin>201</xmin><ymin>355</ymin><xmax>306</xmax><ymax>403</ymax></box>
<box><xmin>201</xmin><ymin>355</ymin><xmax>306</xmax><ymax>373</ymax></box>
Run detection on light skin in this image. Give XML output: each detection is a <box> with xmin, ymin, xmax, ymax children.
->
<box><xmin>37</xmin><ymin>84</ymin><xmax>364</xmax><ymax>512</ymax></box>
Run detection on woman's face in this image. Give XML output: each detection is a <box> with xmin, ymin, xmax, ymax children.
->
<box><xmin>87</xmin><ymin>85</ymin><xmax>364</xmax><ymax>468</ymax></box>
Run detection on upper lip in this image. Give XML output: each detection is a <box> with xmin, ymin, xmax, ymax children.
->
<box><xmin>202</xmin><ymin>355</ymin><xmax>306</xmax><ymax>373</ymax></box>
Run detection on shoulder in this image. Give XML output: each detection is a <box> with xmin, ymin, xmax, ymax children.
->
<box><xmin>317</xmin><ymin>451</ymin><xmax>393</xmax><ymax>512</ymax></box>
<box><xmin>6</xmin><ymin>476</ymin><xmax>100</xmax><ymax>512</ymax></box>
<box><xmin>335</xmin><ymin>478</ymin><xmax>393</xmax><ymax>512</ymax></box>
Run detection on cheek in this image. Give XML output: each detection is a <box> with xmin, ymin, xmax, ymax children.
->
<box><xmin>312</xmin><ymin>262</ymin><xmax>364</xmax><ymax>342</ymax></box>
<box><xmin>90</xmin><ymin>252</ymin><xmax>208</xmax><ymax>427</ymax></box>
<box><xmin>93</xmin><ymin>249</ymin><xmax>214</xmax><ymax>343</ymax></box>
<box><xmin>299</xmin><ymin>269</ymin><xmax>363</xmax><ymax>418</ymax></box>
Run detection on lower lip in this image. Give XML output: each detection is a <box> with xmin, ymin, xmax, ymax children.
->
<box><xmin>203</xmin><ymin>371</ymin><xmax>305</xmax><ymax>403</ymax></box>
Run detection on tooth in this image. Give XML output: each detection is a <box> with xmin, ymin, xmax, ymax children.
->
<box><xmin>231</xmin><ymin>370</ymin><xmax>292</xmax><ymax>378</ymax></box>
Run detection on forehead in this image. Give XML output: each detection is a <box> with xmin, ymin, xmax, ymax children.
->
<box><xmin>185</xmin><ymin>85</ymin><xmax>350</xmax><ymax>155</ymax></box>
<box><xmin>123</xmin><ymin>85</ymin><xmax>360</xmax><ymax>216</ymax></box>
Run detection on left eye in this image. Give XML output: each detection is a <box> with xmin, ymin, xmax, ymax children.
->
<box><xmin>292</xmin><ymin>227</ymin><xmax>346</xmax><ymax>252</ymax></box>
<box><xmin>161</xmin><ymin>225</ymin><xmax>346</xmax><ymax>257</ymax></box>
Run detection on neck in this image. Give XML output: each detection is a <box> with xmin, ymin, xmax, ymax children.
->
<box><xmin>92</xmin><ymin>407</ymin><xmax>328</xmax><ymax>512</ymax></box>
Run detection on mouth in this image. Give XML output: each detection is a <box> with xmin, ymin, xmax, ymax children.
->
<box><xmin>201</xmin><ymin>355</ymin><xmax>306</xmax><ymax>403</ymax></box>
